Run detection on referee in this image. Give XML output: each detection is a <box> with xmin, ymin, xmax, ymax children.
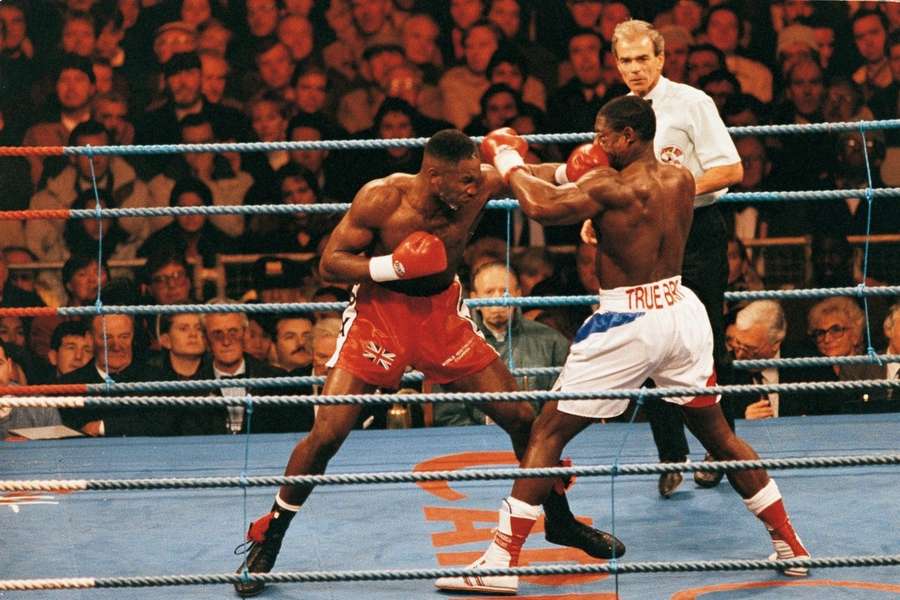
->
<box><xmin>610</xmin><ymin>20</ymin><xmax>743</xmax><ymax>497</ymax></box>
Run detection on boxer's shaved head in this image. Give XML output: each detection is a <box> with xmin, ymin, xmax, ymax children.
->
<box><xmin>597</xmin><ymin>95</ymin><xmax>656</xmax><ymax>142</ymax></box>
<box><xmin>425</xmin><ymin>129</ymin><xmax>478</xmax><ymax>164</ymax></box>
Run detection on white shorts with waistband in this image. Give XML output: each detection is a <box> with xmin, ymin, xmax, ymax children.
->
<box><xmin>556</xmin><ymin>276</ymin><xmax>718</xmax><ymax>419</ymax></box>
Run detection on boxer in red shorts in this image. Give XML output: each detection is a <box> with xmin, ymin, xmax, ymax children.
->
<box><xmin>233</xmin><ymin>130</ymin><xmax>623</xmax><ymax>597</ymax></box>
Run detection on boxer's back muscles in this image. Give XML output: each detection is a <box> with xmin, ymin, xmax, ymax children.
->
<box><xmin>584</xmin><ymin>160</ymin><xmax>694</xmax><ymax>289</ymax></box>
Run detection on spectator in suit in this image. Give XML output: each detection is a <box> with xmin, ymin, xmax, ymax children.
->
<box><xmin>727</xmin><ymin>300</ymin><xmax>826</xmax><ymax>421</ymax></box>
<box><xmin>152</xmin><ymin>311</ymin><xmax>222</xmax><ymax>435</ymax></box>
<box><xmin>273</xmin><ymin>313</ymin><xmax>313</xmax><ymax>375</ymax></box>
<box><xmin>269</xmin><ymin>312</ymin><xmax>315</xmax><ymax>431</ymax></box>
<box><xmin>59</xmin><ymin>313</ymin><xmax>168</xmax><ymax>436</ymax></box>
<box><xmin>198</xmin><ymin>304</ymin><xmax>300</xmax><ymax>434</ymax></box>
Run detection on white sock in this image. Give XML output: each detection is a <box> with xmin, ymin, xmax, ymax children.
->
<box><xmin>742</xmin><ymin>479</ymin><xmax>781</xmax><ymax>518</ymax></box>
<box><xmin>504</xmin><ymin>496</ymin><xmax>543</xmax><ymax>521</ymax></box>
<box><xmin>483</xmin><ymin>497</ymin><xmax>542</xmax><ymax>565</ymax></box>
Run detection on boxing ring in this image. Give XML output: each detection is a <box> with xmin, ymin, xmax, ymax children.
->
<box><xmin>2</xmin><ymin>120</ymin><xmax>900</xmax><ymax>598</ymax></box>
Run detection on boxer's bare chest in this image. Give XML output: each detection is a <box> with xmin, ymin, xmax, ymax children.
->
<box><xmin>375</xmin><ymin>197</ymin><xmax>482</xmax><ymax>258</ymax></box>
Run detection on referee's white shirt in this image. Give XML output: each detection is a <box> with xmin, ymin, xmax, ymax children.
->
<box><xmin>638</xmin><ymin>76</ymin><xmax>740</xmax><ymax>208</ymax></box>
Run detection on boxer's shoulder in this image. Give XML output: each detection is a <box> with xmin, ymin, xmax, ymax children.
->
<box><xmin>352</xmin><ymin>175</ymin><xmax>409</xmax><ymax>218</ymax></box>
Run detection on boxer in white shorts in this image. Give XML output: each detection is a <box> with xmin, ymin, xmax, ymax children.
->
<box><xmin>556</xmin><ymin>274</ymin><xmax>718</xmax><ymax>419</ymax></box>
<box><xmin>436</xmin><ymin>96</ymin><xmax>809</xmax><ymax>595</ymax></box>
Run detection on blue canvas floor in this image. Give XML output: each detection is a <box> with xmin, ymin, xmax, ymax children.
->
<box><xmin>2</xmin><ymin>414</ymin><xmax>899</xmax><ymax>599</ymax></box>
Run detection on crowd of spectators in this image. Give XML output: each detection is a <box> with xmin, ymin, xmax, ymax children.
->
<box><xmin>1</xmin><ymin>0</ymin><xmax>899</xmax><ymax>438</ymax></box>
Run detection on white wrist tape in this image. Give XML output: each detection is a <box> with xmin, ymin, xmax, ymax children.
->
<box><xmin>493</xmin><ymin>147</ymin><xmax>525</xmax><ymax>179</ymax></box>
<box><xmin>369</xmin><ymin>254</ymin><xmax>400</xmax><ymax>282</ymax></box>
<box><xmin>554</xmin><ymin>163</ymin><xmax>569</xmax><ymax>185</ymax></box>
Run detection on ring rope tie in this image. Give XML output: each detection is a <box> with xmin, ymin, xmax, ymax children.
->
<box><xmin>1</xmin><ymin>555</ymin><xmax>898</xmax><ymax>591</ymax></box>
<box><xmin>87</xmin><ymin>148</ymin><xmax>115</xmax><ymax>394</ymax></box>
<box><xmin>0</xmin><ymin>118</ymin><xmax>899</xmax><ymax>158</ymax></box>
<box><xmin>857</xmin><ymin>124</ymin><xmax>881</xmax><ymax>363</ymax></box>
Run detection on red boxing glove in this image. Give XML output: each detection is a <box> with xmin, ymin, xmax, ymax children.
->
<box><xmin>480</xmin><ymin>127</ymin><xmax>528</xmax><ymax>181</ymax></box>
<box><xmin>555</xmin><ymin>143</ymin><xmax>610</xmax><ymax>184</ymax></box>
<box><xmin>369</xmin><ymin>231</ymin><xmax>448</xmax><ymax>282</ymax></box>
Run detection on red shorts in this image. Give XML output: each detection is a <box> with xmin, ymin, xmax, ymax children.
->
<box><xmin>327</xmin><ymin>280</ymin><xmax>499</xmax><ymax>388</ymax></box>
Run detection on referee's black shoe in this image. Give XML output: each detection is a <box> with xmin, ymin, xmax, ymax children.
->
<box><xmin>694</xmin><ymin>453</ymin><xmax>725</xmax><ymax>488</ymax></box>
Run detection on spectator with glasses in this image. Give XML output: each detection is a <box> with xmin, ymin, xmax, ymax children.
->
<box><xmin>726</xmin><ymin>300</ymin><xmax>832</xmax><ymax>423</ymax></box>
<box><xmin>142</xmin><ymin>249</ymin><xmax>193</xmax><ymax>307</ymax></box>
<box><xmin>805</xmin><ymin>296</ymin><xmax>887</xmax><ymax>415</ymax></box>
<box><xmin>197</xmin><ymin>303</ymin><xmax>288</xmax><ymax>434</ymax></box>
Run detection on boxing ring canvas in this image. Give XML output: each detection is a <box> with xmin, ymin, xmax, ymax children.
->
<box><xmin>3</xmin><ymin>413</ymin><xmax>899</xmax><ymax>599</ymax></box>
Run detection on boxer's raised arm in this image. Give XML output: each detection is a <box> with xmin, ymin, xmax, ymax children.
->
<box><xmin>507</xmin><ymin>166</ymin><xmax>621</xmax><ymax>226</ymax></box>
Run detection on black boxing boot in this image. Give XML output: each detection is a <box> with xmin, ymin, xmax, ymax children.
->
<box><xmin>234</xmin><ymin>507</ymin><xmax>294</xmax><ymax>597</ymax></box>
<box><xmin>542</xmin><ymin>488</ymin><xmax>626</xmax><ymax>559</ymax></box>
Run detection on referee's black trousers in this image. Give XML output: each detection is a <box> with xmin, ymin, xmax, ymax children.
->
<box><xmin>645</xmin><ymin>203</ymin><xmax>736</xmax><ymax>463</ymax></box>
